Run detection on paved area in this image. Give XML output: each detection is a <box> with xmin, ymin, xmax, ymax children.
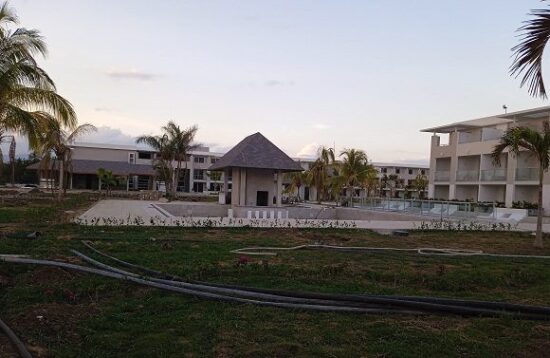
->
<box><xmin>77</xmin><ymin>199</ymin><xmax>545</xmax><ymax>232</ymax></box>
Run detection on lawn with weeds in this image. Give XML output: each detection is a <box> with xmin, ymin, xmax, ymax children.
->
<box><xmin>1</xmin><ymin>194</ymin><xmax>550</xmax><ymax>357</ymax></box>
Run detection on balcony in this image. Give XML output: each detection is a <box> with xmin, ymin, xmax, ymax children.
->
<box><xmin>434</xmin><ymin>171</ymin><xmax>450</xmax><ymax>182</ymax></box>
<box><xmin>480</xmin><ymin>169</ymin><xmax>507</xmax><ymax>182</ymax></box>
<box><xmin>516</xmin><ymin>167</ymin><xmax>538</xmax><ymax>181</ymax></box>
<box><xmin>456</xmin><ymin>170</ymin><xmax>479</xmax><ymax>182</ymax></box>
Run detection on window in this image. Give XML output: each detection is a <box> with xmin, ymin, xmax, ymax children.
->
<box><xmin>421</xmin><ymin>169</ymin><xmax>426</xmax><ymax>175</ymax></box>
<box><xmin>208</xmin><ymin>171</ymin><xmax>221</xmax><ymax>181</ymax></box>
<box><xmin>210</xmin><ymin>158</ymin><xmax>217</xmax><ymax>164</ymax></box>
<box><xmin>193</xmin><ymin>169</ymin><xmax>205</xmax><ymax>180</ymax></box>
<box><xmin>381</xmin><ymin>168</ymin><xmax>387</xmax><ymax>173</ymax></box>
<box><xmin>138</xmin><ymin>152</ymin><xmax>152</xmax><ymax>159</ymax></box>
<box><xmin>194</xmin><ymin>156</ymin><xmax>205</xmax><ymax>163</ymax></box>
<box><xmin>395</xmin><ymin>168</ymin><xmax>400</xmax><ymax>174</ymax></box>
<box><xmin>128</xmin><ymin>153</ymin><xmax>135</xmax><ymax>164</ymax></box>
<box><xmin>408</xmin><ymin>169</ymin><xmax>413</xmax><ymax>175</ymax></box>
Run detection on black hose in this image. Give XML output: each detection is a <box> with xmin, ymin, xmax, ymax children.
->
<box><xmin>0</xmin><ymin>318</ymin><xmax>32</xmax><ymax>358</ymax></box>
<box><xmin>0</xmin><ymin>256</ymin><xmax>422</xmax><ymax>315</ymax></box>
<box><xmin>71</xmin><ymin>248</ymin><xmax>550</xmax><ymax>320</ymax></box>
<box><xmin>79</xmin><ymin>242</ymin><xmax>550</xmax><ymax>316</ymax></box>
<box><xmin>70</xmin><ymin>250</ymin><xmax>417</xmax><ymax>310</ymax></box>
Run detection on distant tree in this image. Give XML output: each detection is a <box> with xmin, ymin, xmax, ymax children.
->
<box><xmin>338</xmin><ymin>149</ymin><xmax>375</xmax><ymax>206</ymax></box>
<box><xmin>37</xmin><ymin>117</ymin><xmax>96</xmax><ymax>200</ymax></box>
<box><xmin>96</xmin><ymin>168</ymin><xmax>119</xmax><ymax>196</ymax></box>
<box><xmin>492</xmin><ymin>122</ymin><xmax>550</xmax><ymax>248</ymax></box>
<box><xmin>136</xmin><ymin>133</ymin><xmax>174</xmax><ymax>195</ymax></box>
<box><xmin>284</xmin><ymin>171</ymin><xmax>308</xmax><ymax>202</ymax></box>
<box><xmin>413</xmin><ymin>173</ymin><xmax>428</xmax><ymax>199</ymax></box>
<box><xmin>306</xmin><ymin>146</ymin><xmax>335</xmax><ymax>203</ymax></box>
<box><xmin>162</xmin><ymin>122</ymin><xmax>199</xmax><ymax>197</ymax></box>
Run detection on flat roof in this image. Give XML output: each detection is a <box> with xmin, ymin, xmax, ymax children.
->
<box><xmin>420</xmin><ymin>105</ymin><xmax>550</xmax><ymax>134</ymax></box>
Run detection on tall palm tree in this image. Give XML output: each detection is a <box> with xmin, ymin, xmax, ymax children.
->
<box><xmin>307</xmin><ymin>146</ymin><xmax>335</xmax><ymax>203</ymax></box>
<box><xmin>492</xmin><ymin>122</ymin><xmax>550</xmax><ymax>248</ymax></box>
<box><xmin>162</xmin><ymin>122</ymin><xmax>199</xmax><ymax>197</ymax></box>
<box><xmin>338</xmin><ymin>148</ymin><xmax>375</xmax><ymax>206</ymax></box>
<box><xmin>136</xmin><ymin>133</ymin><xmax>174</xmax><ymax>195</ymax></box>
<box><xmin>37</xmin><ymin>117</ymin><xmax>96</xmax><ymax>200</ymax></box>
<box><xmin>0</xmin><ymin>2</ymin><xmax>76</xmax><ymax>147</ymax></box>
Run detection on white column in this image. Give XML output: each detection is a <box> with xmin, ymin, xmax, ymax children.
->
<box><xmin>239</xmin><ymin>168</ymin><xmax>246</xmax><ymax>206</ymax></box>
<box><xmin>276</xmin><ymin>170</ymin><xmax>283</xmax><ymax>207</ymax></box>
<box><xmin>223</xmin><ymin>169</ymin><xmax>229</xmax><ymax>204</ymax></box>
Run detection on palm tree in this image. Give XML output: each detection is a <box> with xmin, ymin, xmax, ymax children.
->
<box><xmin>0</xmin><ymin>129</ymin><xmax>14</xmax><ymax>179</ymax></box>
<box><xmin>162</xmin><ymin>122</ymin><xmax>199</xmax><ymax>197</ymax></box>
<box><xmin>0</xmin><ymin>2</ymin><xmax>76</xmax><ymax>148</ymax></box>
<box><xmin>37</xmin><ymin>117</ymin><xmax>96</xmax><ymax>200</ymax></box>
<box><xmin>413</xmin><ymin>173</ymin><xmax>428</xmax><ymax>199</ymax></box>
<box><xmin>136</xmin><ymin>133</ymin><xmax>174</xmax><ymax>195</ymax></box>
<box><xmin>97</xmin><ymin>168</ymin><xmax>118</xmax><ymax>196</ymax></box>
<box><xmin>284</xmin><ymin>171</ymin><xmax>308</xmax><ymax>202</ymax></box>
<box><xmin>492</xmin><ymin>122</ymin><xmax>550</xmax><ymax>248</ymax></box>
<box><xmin>338</xmin><ymin>149</ymin><xmax>375</xmax><ymax>206</ymax></box>
<box><xmin>362</xmin><ymin>169</ymin><xmax>379</xmax><ymax>198</ymax></box>
<box><xmin>307</xmin><ymin>146</ymin><xmax>335</xmax><ymax>202</ymax></box>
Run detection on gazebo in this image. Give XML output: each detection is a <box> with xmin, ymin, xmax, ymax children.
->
<box><xmin>209</xmin><ymin>132</ymin><xmax>303</xmax><ymax>207</ymax></box>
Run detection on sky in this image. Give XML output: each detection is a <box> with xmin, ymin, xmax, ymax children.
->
<box><xmin>4</xmin><ymin>0</ymin><xmax>550</xmax><ymax>163</ymax></box>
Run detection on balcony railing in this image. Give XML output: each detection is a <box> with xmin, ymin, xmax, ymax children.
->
<box><xmin>456</xmin><ymin>170</ymin><xmax>479</xmax><ymax>182</ymax></box>
<box><xmin>434</xmin><ymin>171</ymin><xmax>450</xmax><ymax>182</ymax></box>
<box><xmin>516</xmin><ymin>167</ymin><xmax>538</xmax><ymax>181</ymax></box>
<box><xmin>480</xmin><ymin>169</ymin><xmax>506</xmax><ymax>182</ymax></box>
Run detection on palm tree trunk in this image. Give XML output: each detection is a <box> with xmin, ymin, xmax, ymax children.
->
<box><xmin>58</xmin><ymin>158</ymin><xmax>64</xmax><ymax>201</ymax></box>
<box><xmin>173</xmin><ymin>160</ymin><xmax>181</xmax><ymax>198</ymax></box>
<box><xmin>535</xmin><ymin>166</ymin><xmax>544</xmax><ymax>248</ymax></box>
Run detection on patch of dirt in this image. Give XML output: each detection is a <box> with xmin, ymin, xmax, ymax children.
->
<box><xmin>21</xmin><ymin>266</ymin><xmax>76</xmax><ymax>286</ymax></box>
<box><xmin>14</xmin><ymin>302</ymin><xmax>100</xmax><ymax>357</ymax></box>
<box><xmin>0</xmin><ymin>334</ymin><xmax>18</xmax><ymax>358</ymax></box>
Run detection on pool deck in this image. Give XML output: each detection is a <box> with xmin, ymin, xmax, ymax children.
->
<box><xmin>77</xmin><ymin>199</ymin><xmax>545</xmax><ymax>232</ymax></box>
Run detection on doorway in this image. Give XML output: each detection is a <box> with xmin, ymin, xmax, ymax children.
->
<box><xmin>256</xmin><ymin>191</ymin><xmax>268</xmax><ymax>206</ymax></box>
<box><xmin>304</xmin><ymin>187</ymin><xmax>310</xmax><ymax>201</ymax></box>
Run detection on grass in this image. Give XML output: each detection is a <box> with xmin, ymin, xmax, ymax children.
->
<box><xmin>1</xmin><ymin>194</ymin><xmax>550</xmax><ymax>357</ymax></box>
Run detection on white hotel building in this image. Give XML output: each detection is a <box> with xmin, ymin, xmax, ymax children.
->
<box><xmin>422</xmin><ymin>106</ymin><xmax>550</xmax><ymax>209</ymax></box>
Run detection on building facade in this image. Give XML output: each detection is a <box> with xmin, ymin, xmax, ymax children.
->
<box><xmin>29</xmin><ymin>142</ymin><xmax>228</xmax><ymax>194</ymax></box>
<box><xmin>422</xmin><ymin>106</ymin><xmax>550</xmax><ymax>209</ymax></box>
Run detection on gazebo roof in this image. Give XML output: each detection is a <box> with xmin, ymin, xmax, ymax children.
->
<box><xmin>209</xmin><ymin>132</ymin><xmax>303</xmax><ymax>172</ymax></box>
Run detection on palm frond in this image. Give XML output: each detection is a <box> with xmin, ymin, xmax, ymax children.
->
<box><xmin>511</xmin><ymin>7</ymin><xmax>550</xmax><ymax>98</ymax></box>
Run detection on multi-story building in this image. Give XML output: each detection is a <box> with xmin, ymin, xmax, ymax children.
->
<box><xmin>288</xmin><ymin>159</ymin><xmax>429</xmax><ymax>200</ymax></box>
<box><xmin>28</xmin><ymin>142</ymin><xmax>228</xmax><ymax>193</ymax></box>
<box><xmin>421</xmin><ymin>105</ymin><xmax>550</xmax><ymax>208</ymax></box>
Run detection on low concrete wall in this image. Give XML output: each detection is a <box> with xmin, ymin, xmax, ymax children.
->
<box><xmin>156</xmin><ymin>203</ymin><xmax>229</xmax><ymax>217</ymax></box>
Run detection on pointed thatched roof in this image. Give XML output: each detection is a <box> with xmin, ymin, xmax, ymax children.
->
<box><xmin>208</xmin><ymin>132</ymin><xmax>303</xmax><ymax>172</ymax></box>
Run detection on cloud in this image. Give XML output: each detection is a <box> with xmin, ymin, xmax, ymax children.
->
<box><xmin>94</xmin><ymin>107</ymin><xmax>112</xmax><ymax>112</ymax></box>
<box><xmin>265</xmin><ymin>80</ymin><xmax>295</xmax><ymax>87</ymax></box>
<box><xmin>312</xmin><ymin>123</ymin><xmax>330</xmax><ymax>130</ymax></box>
<box><xmin>79</xmin><ymin>126</ymin><xmax>137</xmax><ymax>145</ymax></box>
<box><xmin>296</xmin><ymin>142</ymin><xmax>319</xmax><ymax>158</ymax></box>
<box><xmin>105</xmin><ymin>69</ymin><xmax>158</xmax><ymax>81</ymax></box>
